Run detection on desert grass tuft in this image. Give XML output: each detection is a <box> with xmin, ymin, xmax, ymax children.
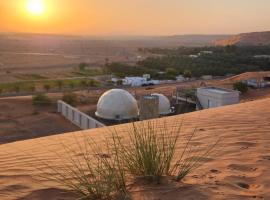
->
<box><xmin>109</xmin><ymin>119</ymin><xmax>219</xmax><ymax>183</ymax></box>
<box><xmin>33</xmin><ymin>134</ymin><xmax>129</xmax><ymax>200</ymax></box>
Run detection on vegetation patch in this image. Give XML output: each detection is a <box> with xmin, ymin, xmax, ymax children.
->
<box><xmin>34</xmin><ymin>119</ymin><xmax>219</xmax><ymax>199</ymax></box>
<box><xmin>233</xmin><ymin>82</ymin><xmax>248</xmax><ymax>93</ymax></box>
<box><xmin>62</xmin><ymin>92</ymin><xmax>78</xmax><ymax>106</ymax></box>
<box><xmin>32</xmin><ymin>94</ymin><xmax>52</xmax><ymax>106</ymax></box>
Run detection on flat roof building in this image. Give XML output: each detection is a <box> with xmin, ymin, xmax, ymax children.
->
<box><xmin>197</xmin><ymin>87</ymin><xmax>240</xmax><ymax>109</ymax></box>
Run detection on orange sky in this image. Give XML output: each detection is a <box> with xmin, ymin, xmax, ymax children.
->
<box><xmin>0</xmin><ymin>0</ymin><xmax>270</xmax><ymax>35</ymax></box>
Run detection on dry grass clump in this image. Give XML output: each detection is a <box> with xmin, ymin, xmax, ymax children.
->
<box><xmin>36</xmin><ymin>136</ymin><xmax>129</xmax><ymax>200</ymax></box>
<box><xmin>111</xmin><ymin>119</ymin><xmax>219</xmax><ymax>183</ymax></box>
<box><xmin>35</xmin><ymin>119</ymin><xmax>218</xmax><ymax>199</ymax></box>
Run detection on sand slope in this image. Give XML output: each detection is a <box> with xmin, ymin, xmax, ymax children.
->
<box><xmin>0</xmin><ymin>98</ymin><xmax>270</xmax><ymax>200</ymax></box>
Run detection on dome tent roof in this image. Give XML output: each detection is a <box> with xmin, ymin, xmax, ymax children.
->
<box><xmin>151</xmin><ymin>93</ymin><xmax>171</xmax><ymax>115</ymax></box>
<box><xmin>96</xmin><ymin>89</ymin><xmax>139</xmax><ymax>120</ymax></box>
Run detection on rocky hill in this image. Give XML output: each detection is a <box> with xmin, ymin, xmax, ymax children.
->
<box><xmin>214</xmin><ymin>31</ymin><xmax>270</xmax><ymax>46</ymax></box>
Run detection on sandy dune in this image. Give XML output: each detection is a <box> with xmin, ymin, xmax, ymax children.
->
<box><xmin>222</xmin><ymin>71</ymin><xmax>270</xmax><ymax>84</ymax></box>
<box><xmin>0</xmin><ymin>98</ymin><xmax>270</xmax><ymax>200</ymax></box>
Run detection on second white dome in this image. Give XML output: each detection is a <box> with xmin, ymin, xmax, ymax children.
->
<box><xmin>151</xmin><ymin>93</ymin><xmax>171</xmax><ymax>115</ymax></box>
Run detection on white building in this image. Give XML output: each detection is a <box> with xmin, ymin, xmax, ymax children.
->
<box><xmin>201</xmin><ymin>75</ymin><xmax>213</xmax><ymax>80</ymax></box>
<box><xmin>122</xmin><ymin>76</ymin><xmax>159</xmax><ymax>86</ymax></box>
<box><xmin>244</xmin><ymin>79</ymin><xmax>270</xmax><ymax>88</ymax></box>
<box><xmin>197</xmin><ymin>87</ymin><xmax>239</xmax><ymax>109</ymax></box>
<box><xmin>122</xmin><ymin>77</ymin><xmax>148</xmax><ymax>86</ymax></box>
<box><xmin>200</xmin><ymin>51</ymin><xmax>213</xmax><ymax>55</ymax></box>
<box><xmin>143</xmin><ymin>74</ymin><xmax>151</xmax><ymax>79</ymax></box>
<box><xmin>254</xmin><ymin>55</ymin><xmax>270</xmax><ymax>59</ymax></box>
<box><xmin>176</xmin><ymin>75</ymin><xmax>185</xmax><ymax>82</ymax></box>
<box><xmin>189</xmin><ymin>55</ymin><xmax>199</xmax><ymax>58</ymax></box>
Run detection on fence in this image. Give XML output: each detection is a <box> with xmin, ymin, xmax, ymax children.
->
<box><xmin>57</xmin><ymin>100</ymin><xmax>105</xmax><ymax>130</ymax></box>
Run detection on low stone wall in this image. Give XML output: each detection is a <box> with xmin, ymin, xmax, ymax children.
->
<box><xmin>57</xmin><ymin>100</ymin><xmax>105</xmax><ymax>130</ymax></box>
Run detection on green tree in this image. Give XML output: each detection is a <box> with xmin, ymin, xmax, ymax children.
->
<box><xmin>14</xmin><ymin>85</ymin><xmax>20</xmax><ymax>93</ymax></box>
<box><xmin>79</xmin><ymin>63</ymin><xmax>88</xmax><ymax>71</ymax></box>
<box><xmin>80</xmin><ymin>80</ymin><xmax>87</xmax><ymax>88</ymax></box>
<box><xmin>183</xmin><ymin>70</ymin><xmax>192</xmax><ymax>78</ymax></box>
<box><xmin>32</xmin><ymin>94</ymin><xmax>52</xmax><ymax>106</ymax></box>
<box><xmin>233</xmin><ymin>82</ymin><xmax>248</xmax><ymax>93</ymax></box>
<box><xmin>43</xmin><ymin>84</ymin><xmax>51</xmax><ymax>92</ymax></box>
<box><xmin>30</xmin><ymin>85</ymin><xmax>36</xmax><ymax>92</ymax></box>
<box><xmin>57</xmin><ymin>80</ymin><xmax>63</xmax><ymax>90</ymax></box>
<box><xmin>69</xmin><ymin>82</ymin><xmax>75</xmax><ymax>89</ymax></box>
<box><xmin>62</xmin><ymin>92</ymin><xmax>77</xmax><ymax>106</ymax></box>
<box><xmin>166</xmin><ymin>68</ymin><xmax>178</xmax><ymax>77</ymax></box>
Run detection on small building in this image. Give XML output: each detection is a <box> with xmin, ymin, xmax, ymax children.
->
<box><xmin>122</xmin><ymin>77</ymin><xmax>148</xmax><ymax>87</ymax></box>
<box><xmin>197</xmin><ymin>87</ymin><xmax>239</xmax><ymax>109</ymax></box>
<box><xmin>189</xmin><ymin>55</ymin><xmax>199</xmax><ymax>58</ymax></box>
<box><xmin>123</xmin><ymin>76</ymin><xmax>158</xmax><ymax>87</ymax></box>
<box><xmin>143</xmin><ymin>74</ymin><xmax>151</xmax><ymax>80</ymax></box>
<box><xmin>201</xmin><ymin>75</ymin><xmax>213</xmax><ymax>80</ymax></box>
<box><xmin>254</xmin><ymin>55</ymin><xmax>270</xmax><ymax>59</ymax></box>
<box><xmin>200</xmin><ymin>51</ymin><xmax>213</xmax><ymax>55</ymax></box>
<box><xmin>176</xmin><ymin>75</ymin><xmax>185</xmax><ymax>82</ymax></box>
<box><xmin>244</xmin><ymin>79</ymin><xmax>270</xmax><ymax>88</ymax></box>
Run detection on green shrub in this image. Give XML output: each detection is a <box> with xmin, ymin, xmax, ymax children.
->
<box><xmin>32</xmin><ymin>94</ymin><xmax>52</xmax><ymax>106</ymax></box>
<box><xmin>69</xmin><ymin>82</ymin><xmax>75</xmax><ymax>89</ymax></box>
<box><xmin>43</xmin><ymin>84</ymin><xmax>51</xmax><ymax>92</ymax></box>
<box><xmin>233</xmin><ymin>82</ymin><xmax>248</xmax><ymax>93</ymax></box>
<box><xmin>183</xmin><ymin>70</ymin><xmax>192</xmax><ymax>78</ymax></box>
<box><xmin>62</xmin><ymin>92</ymin><xmax>77</xmax><ymax>106</ymax></box>
<box><xmin>56</xmin><ymin>80</ymin><xmax>63</xmax><ymax>90</ymax></box>
<box><xmin>14</xmin><ymin>85</ymin><xmax>21</xmax><ymax>93</ymax></box>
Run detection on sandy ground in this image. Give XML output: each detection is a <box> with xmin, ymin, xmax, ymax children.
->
<box><xmin>0</xmin><ymin>98</ymin><xmax>269</xmax><ymax>200</ymax></box>
<box><xmin>0</xmin><ymin>97</ymin><xmax>79</xmax><ymax>144</ymax></box>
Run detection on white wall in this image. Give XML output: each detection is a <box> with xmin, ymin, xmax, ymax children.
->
<box><xmin>57</xmin><ymin>100</ymin><xmax>105</xmax><ymax>130</ymax></box>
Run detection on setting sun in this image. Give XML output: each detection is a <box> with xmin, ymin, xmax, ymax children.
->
<box><xmin>26</xmin><ymin>0</ymin><xmax>45</xmax><ymax>15</ymax></box>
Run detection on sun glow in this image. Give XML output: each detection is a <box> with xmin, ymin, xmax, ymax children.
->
<box><xmin>26</xmin><ymin>0</ymin><xmax>45</xmax><ymax>15</ymax></box>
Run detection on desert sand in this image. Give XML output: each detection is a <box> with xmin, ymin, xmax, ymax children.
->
<box><xmin>0</xmin><ymin>97</ymin><xmax>269</xmax><ymax>200</ymax></box>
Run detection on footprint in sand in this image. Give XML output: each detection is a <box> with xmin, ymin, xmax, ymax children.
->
<box><xmin>236</xmin><ymin>182</ymin><xmax>250</xmax><ymax>189</ymax></box>
<box><xmin>228</xmin><ymin>164</ymin><xmax>257</xmax><ymax>172</ymax></box>
<box><xmin>262</xmin><ymin>155</ymin><xmax>270</xmax><ymax>161</ymax></box>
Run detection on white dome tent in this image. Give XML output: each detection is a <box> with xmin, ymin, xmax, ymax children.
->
<box><xmin>96</xmin><ymin>89</ymin><xmax>139</xmax><ymax>120</ymax></box>
<box><xmin>151</xmin><ymin>93</ymin><xmax>171</xmax><ymax>115</ymax></box>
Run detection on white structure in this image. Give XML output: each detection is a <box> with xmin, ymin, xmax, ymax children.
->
<box><xmin>96</xmin><ymin>89</ymin><xmax>139</xmax><ymax>120</ymax></box>
<box><xmin>254</xmin><ymin>55</ymin><xmax>270</xmax><ymax>59</ymax></box>
<box><xmin>143</xmin><ymin>74</ymin><xmax>151</xmax><ymax>79</ymax></box>
<box><xmin>151</xmin><ymin>93</ymin><xmax>171</xmax><ymax>115</ymax></box>
<box><xmin>244</xmin><ymin>79</ymin><xmax>270</xmax><ymax>88</ymax></box>
<box><xmin>189</xmin><ymin>55</ymin><xmax>199</xmax><ymax>58</ymax></box>
<box><xmin>200</xmin><ymin>51</ymin><xmax>213</xmax><ymax>54</ymax></box>
<box><xmin>197</xmin><ymin>87</ymin><xmax>239</xmax><ymax>109</ymax></box>
<box><xmin>58</xmin><ymin>100</ymin><xmax>105</xmax><ymax>130</ymax></box>
<box><xmin>201</xmin><ymin>75</ymin><xmax>213</xmax><ymax>80</ymax></box>
<box><xmin>122</xmin><ymin>77</ymin><xmax>148</xmax><ymax>86</ymax></box>
<box><xmin>176</xmin><ymin>75</ymin><xmax>185</xmax><ymax>82</ymax></box>
<box><xmin>122</xmin><ymin>76</ymin><xmax>158</xmax><ymax>86</ymax></box>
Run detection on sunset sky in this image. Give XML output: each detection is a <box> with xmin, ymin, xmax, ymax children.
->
<box><xmin>0</xmin><ymin>0</ymin><xmax>270</xmax><ymax>36</ymax></box>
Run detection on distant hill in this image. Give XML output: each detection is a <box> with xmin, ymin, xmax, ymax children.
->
<box><xmin>214</xmin><ymin>31</ymin><xmax>270</xmax><ymax>46</ymax></box>
<box><xmin>0</xmin><ymin>33</ymin><xmax>231</xmax><ymax>49</ymax></box>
